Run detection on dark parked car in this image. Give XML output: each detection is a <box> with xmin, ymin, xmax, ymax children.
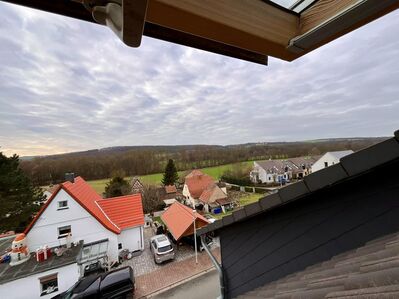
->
<box><xmin>53</xmin><ymin>266</ymin><xmax>134</xmax><ymax>299</ymax></box>
<box><xmin>181</xmin><ymin>234</ymin><xmax>213</xmax><ymax>251</ymax></box>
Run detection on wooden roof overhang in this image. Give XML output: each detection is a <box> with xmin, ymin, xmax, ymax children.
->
<box><xmin>2</xmin><ymin>0</ymin><xmax>399</xmax><ymax>65</ymax></box>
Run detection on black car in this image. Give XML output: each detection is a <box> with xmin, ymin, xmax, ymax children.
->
<box><xmin>53</xmin><ymin>266</ymin><xmax>134</xmax><ymax>299</ymax></box>
<box><xmin>181</xmin><ymin>234</ymin><xmax>213</xmax><ymax>251</ymax></box>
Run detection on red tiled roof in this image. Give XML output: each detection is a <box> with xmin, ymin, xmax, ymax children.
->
<box><xmin>185</xmin><ymin>169</ymin><xmax>204</xmax><ymax>178</ymax></box>
<box><xmin>25</xmin><ymin>177</ymin><xmax>144</xmax><ymax>234</ymax></box>
<box><xmin>96</xmin><ymin>194</ymin><xmax>144</xmax><ymax>230</ymax></box>
<box><xmin>185</xmin><ymin>173</ymin><xmax>214</xmax><ymax>199</ymax></box>
<box><xmin>165</xmin><ymin>185</ymin><xmax>177</xmax><ymax>194</ymax></box>
<box><xmin>161</xmin><ymin>202</ymin><xmax>209</xmax><ymax>241</ymax></box>
<box><xmin>199</xmin><ymin>184</ymin><xmax>227</xmax><ymax>204</ymax></box>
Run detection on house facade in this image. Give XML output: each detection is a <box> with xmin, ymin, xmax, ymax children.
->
<box><xmin>250</xmin><ymin>156</ymin><xmax>319</xmax><ymax>184</ymax></box>
<box><xmin>183</xmin><ymin>170</ymin><xmax>230</xmax><ymax>211</ymax></box>
<box><xmin>311</xmin><ymin>150</ymin><xmax>353</xmax><ymax>172</ymax></box>
<box><xmin>25</xmin><ymin>177</ymin><xmax>145</xmax><ymax>263</ymax></box>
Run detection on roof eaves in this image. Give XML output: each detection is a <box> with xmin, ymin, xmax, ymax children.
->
<box><xmin>304</xmin><ymin>163</ymin><xmax>348</xmax><ymax>192</ymax></box>
<box><xmin>278</xmin><ymin>180</ymin><xmax>309</xmax><ymax>203</ymax></box>
<box><xmin>340</xmin><ymin>137</ymin><xmax>399</xmax><ymax>176</ymax></box>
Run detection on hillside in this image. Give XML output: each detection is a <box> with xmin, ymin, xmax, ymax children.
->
<box><xmin>20</xmin><ymin>137</ymin><xmax>388</xmax><ymax>186</ymax></box>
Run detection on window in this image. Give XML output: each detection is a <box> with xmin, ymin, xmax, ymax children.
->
<box><xmin>57</xmin><ymin>200</ymin><xmax>68</xmax><ymax>210</ymax></box>
<box><xmin>58</xmin><ymin>225</ymin><xmax>71</xmax><ymax>238</ymax></box>
<box><xmin>40</xmin><ymin>274</ymin><xmax>58</xmax><ymax>296</ymax></box>
<box><xmin>118</xmin><ymin>243</ymin><xmax>122</xmax><ymax>250</ymax></box>
<box><xmin>324</xmin><ymin>162</ymin><xmax>328</xmax><ymax>168</ymax></box>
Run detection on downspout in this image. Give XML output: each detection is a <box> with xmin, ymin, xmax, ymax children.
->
<box><xmin>201</xmin><ymin>235</ymin><xmax>224</xmax><ymax>299</ymax></box>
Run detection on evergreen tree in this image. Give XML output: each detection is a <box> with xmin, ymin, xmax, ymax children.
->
<box><xmin>104</xmin><ymin>170</ymin><xmax>130</xmax><ymax>198</ymax></box>
<box><xmin>162</xmin><ymin>159</ymin><xmax>179</xmax><ymax>186</ymax></box>
<box><xmin>0</xmin><ymin>152</ymin><xmax>45</xmax><ymax>233</ymax></box>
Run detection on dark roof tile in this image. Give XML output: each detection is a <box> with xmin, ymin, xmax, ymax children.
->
<box><xmin>244</xmin><ymin>202</ymin><xmax>262</xmax><ymax>216</ymax></box>
<box><xmin>222</xmin><ymin>214</ymin><xmax>234</xmax><ymax>226</ymax></box>
<box><xmin>305</xmin><ymin>164</ymin><xmax>348</xmax><ymax>192</ymax></box>
<box><xmin>278</xmin><ymin>181</ymin><xmax>309</xmax><ymax>203</ymax></box>
<box><xmin>340</xmin><ymin>138</ymin><xmax>399</xmax><ymax>176</ymax></box>
<box><xmin>214</xmin><ymin>220</ymin><xmax>223</xmax><ymax>229</ymax></box>
<box><xmin>259</xmin><ymin>193</ymin><xmax>282</xmax><ymax>211</ymax></box>
<box><xmin>394</xmin><ymin>130</ymin><xmax>399</xmax><ymax>142</ymax></box>
<box><xmin>233</xmin><ymin>208</ymin><xmax>247</xmax><ymax>222</ymax></box>
<box><xmin>197</xmin><ymin>226</ymin><xmax>208</xmax><ymax>235</ymax></box>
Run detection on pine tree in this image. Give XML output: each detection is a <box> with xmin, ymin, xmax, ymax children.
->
<box><xmin>162</xmin><ymin>159</ymin><xmax>179</xmax><ymax>186</ymax></box>
<box><xmin>0</xmin><ymin>152</ymin><xmax>45</xmax><ymax>233</ymax></box>
<box><xmin>104</xmin><ymin>170</ymin><xmax>131</xmax><ymax>198</ymax></box>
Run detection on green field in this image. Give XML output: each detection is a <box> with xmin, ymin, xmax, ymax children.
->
<box><xmin>87</xmin><ymin>161</ymin><xmax>253</xmax><ymax>194</ymax></box>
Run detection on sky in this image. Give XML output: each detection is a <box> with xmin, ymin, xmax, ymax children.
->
<box><xmin>0</xmin><ymin>3</ymin><xmax>398</xmax><ymax>157</ymax></box>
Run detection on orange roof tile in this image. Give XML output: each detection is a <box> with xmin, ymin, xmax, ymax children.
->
<box><xmin>96</xmin><ymin>194</ymin><xmax>144</xmax><ymax>230</ymax></box>
<box><xmin>185</xmin><ymin>172</ymin><xmax>214</xmax><ymax>199</ymax></box>
<box><xmin>185</xmin><ymin>169</ymin><xmax>205</xmax><ymax>178</ymax></box>
<box><xmin>199</xmin><ymin>184</ymin><xmax>227</xmax><ymax>204</ymax></box>
<box><xmin>161</xmin><ymin>202</ymin><xmax>209</xmax><ymax>240</ymax></box>
<box><xmin>165</xmin><ymin>185</ymin><xmax>177</xmax><ymax>194</ymax></box>
<box><xmin>25</xmin><ymin>177</ymin><xmax>144</xmax><ymax>234</ymax></box>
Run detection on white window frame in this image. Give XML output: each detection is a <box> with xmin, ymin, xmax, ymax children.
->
<box><xmin>58</xmin><ymin>225</ymin><xmax>71</xmax><ymax>239</ymax></box>
<box><xmin>57</xmin><ymin>200</ymin><xmax>68</xmax><ymax>210</ymax></box>
<box><xmin>39</xmin><ymin>273</ymin><xmax>58</xmax><ymax>296</ymax></box>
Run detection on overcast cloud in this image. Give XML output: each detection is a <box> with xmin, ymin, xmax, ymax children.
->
<box><xmin>0</xmin><ymin>3</ymin><xmax>398</xmax><ymax>156</ymax></box>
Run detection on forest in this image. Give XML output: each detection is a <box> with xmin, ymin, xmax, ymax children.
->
<box><xmin>20</xmin><ymin>137</ymin><xmax>386</xmax><ymax>186</ymax></box>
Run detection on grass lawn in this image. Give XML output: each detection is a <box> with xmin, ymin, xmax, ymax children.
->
<box><xmin>87</xmin><ymin>161</ymin><xmax>254</xmax><ymax>194</ymax></box>
<box><xmin>212</xmin><ymin>192</ymin><xmax>265</xmax><ymax>220</ymax></box>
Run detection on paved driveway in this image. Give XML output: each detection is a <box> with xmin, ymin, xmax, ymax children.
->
<box><xmin>122</xmin><ymin>227</ymin><xmax>219</xmax><ymax>277</ymax></box>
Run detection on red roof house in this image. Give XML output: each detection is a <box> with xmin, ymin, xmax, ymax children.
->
<box><xmin>24</xmin><ymin>176</ymin><xmax>145</xmax><ymax>263</ymax></box>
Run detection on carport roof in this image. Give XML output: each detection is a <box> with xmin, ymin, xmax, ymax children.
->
<box><xmin>161</xmin><ymin>202</ymin><xmax>209</xmax><ymax>241</ymax></box>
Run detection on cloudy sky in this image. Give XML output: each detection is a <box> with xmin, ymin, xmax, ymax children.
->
<box><xmin>0</xmin><ymin>3</ymin><xmax>398</xmax><ymax>157</ymax></box>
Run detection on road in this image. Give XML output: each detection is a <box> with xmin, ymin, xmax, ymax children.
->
<box><xmin>151</xmin><ymin>270</ymin><xmax>220</xmax><ymax>299</ymax></box>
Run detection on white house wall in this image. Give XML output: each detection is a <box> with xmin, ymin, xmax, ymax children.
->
<box><xmin>118</xmin><ymin>226</ymin><xmax>144</xmax><ymax>252</ymax></box>
<box><xmin>183</xmin><ymin>184</ymin><xmax>196</xmax><ymax>207</ymax></box>
<box><xmin>0</xmin><ymin>263</ymin><xmax>79</xmax><ymax>299</ymax></box>
<box><xmin>312</xmin><ymin>153</ymin><xmax>340</xmax><ymax>173</ymax></box>
<box><xmin>27</xmin><ymin>189</ymin><xmax>119</xmax><ymax>262</ymax></box>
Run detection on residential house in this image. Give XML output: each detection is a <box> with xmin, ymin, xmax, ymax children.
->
<box><xmin>161</xmin><ymin>202</ymin><xmax>209</xmax><ymax>242</ymax></box>
<box><xmin>311</xmin><ymin>150</ymin><xmax>354</xmax><ymax>172</ymax></box>
<box><xmin>183</xmin><ymin>170</ymin><xmax>231</xmax><ymax>211</ymax></box>
<box><xmin>131</xmin><ymin>176</ymin><xmax>145</xmax><ymax>194</ymax></box>
<box><xmin>250</xmin><ymin>160</ymin><xmax>294</xmax><ymax>184</ymax></box>
<box><xmin>0</xmin><ymin>176</ymin><xmax>145</xmax><ymax>298</ymax></box>
<box><xmin>0</xmin><ymin>234</ymin><xmax>82</xmax><ymax>299</ymax></box>
<box><xmin>158</xmin><ymin>185</ymin><xmax>183</xmax><ymax>207</ymax></box>
<box><xmin>183</xmin><ymin>170</ymin><xmax>215</xmax><ymax>207</ymax></box>
<box><xmin>289</xmin><ymin>156</ymin><xmax>319</xmax><ymax>179</ymax></box>
<box><xmin>25</xmin><ymin>176</ymin><xmax>145</xmax><ymax>263</ymax></box>
<box><xmin>198</xmin><ymin>132</ymin><xmax>399</xmax><ymax>298</ymax></box>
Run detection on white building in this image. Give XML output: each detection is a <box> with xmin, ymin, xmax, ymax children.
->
<box><xmin>311</xmin><ymin>150</ymin><xmax>354</xmax><ymax>173</ymax></box>
<box><xmin>0</xmin><ymin>176</ymin><xmax>145</xmax><ymax>299</ymax></box>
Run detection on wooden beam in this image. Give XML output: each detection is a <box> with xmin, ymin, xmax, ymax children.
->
<box><xmin>300</xmin><ymin>0</ymin><xmax>358</xmax><ymax>35</ymax></box>
<box><xmin>146</xmin><ymin>0</ymin><xmax>299</xmax><ymax>60</ymax></box>
<box><xmin>289</xmin><ymin>0</ymin><xmax>399</xmax><ymax>55</ymax></box>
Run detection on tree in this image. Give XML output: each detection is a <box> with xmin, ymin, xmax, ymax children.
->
<box><xmin>141</xmin><ymin>184</ymin><xmax>165</xmax><ymax>214</ymax></box>
<box><xmin>104</xmin><ymin>170</ymin><xmax>131</xmax><ymax>198</ymax></box>
<box><xmin>162</xmin><ymin>159</ymin><xmax>179</xmax><ymax>186</ymax></box>
<box><xmin>0</xmin><ymin>152</ymin><xmax>45</xmax><ymax>233</ymax></box>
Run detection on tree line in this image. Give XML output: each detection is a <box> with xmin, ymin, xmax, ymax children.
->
<box><xmin>20</xmin><ymin>138</ymin><xmax>386</xmax><ymax>186</ymax></box>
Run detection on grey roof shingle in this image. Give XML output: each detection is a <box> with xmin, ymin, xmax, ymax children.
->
<box><xmin>236</xmin><ymin>232</ymin><xmax>399</xmax><ymax>299</ymax></box>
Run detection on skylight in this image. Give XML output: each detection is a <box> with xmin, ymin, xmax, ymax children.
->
<box><xmin>270</xmin><ymin>0</ymin><xmax>319</xmax><ymax>13</ymax></box>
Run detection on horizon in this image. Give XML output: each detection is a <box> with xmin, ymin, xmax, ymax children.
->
<box><xmin>1</xmin><ymin>3</ymin><xmax>399</xmax><ymax>157</ymax></box>
<box><xmin>9</xmin><ymin>135</ymin><xmax>388</xmax><ymax>159</ymax></box>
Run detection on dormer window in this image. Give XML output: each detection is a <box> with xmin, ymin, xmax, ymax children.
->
<box><xmin>57</xmin><ymin>200</ymin><xmax>68</xmax><ymax>210</ymax></box>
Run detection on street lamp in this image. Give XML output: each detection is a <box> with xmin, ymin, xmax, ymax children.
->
<box><xmin>193</xmin><ymin>209</ymin><xmax>198</xmax><ymax>264</ymax></box>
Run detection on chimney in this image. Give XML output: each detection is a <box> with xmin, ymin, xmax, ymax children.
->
<box><xmin>65</xmin><ymin>173</ymin><xmax>75</xmax><ymax>183</ymax></box>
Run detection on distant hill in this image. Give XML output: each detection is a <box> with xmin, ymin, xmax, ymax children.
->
<box><xmin>20</xmin><ymin>137</ymin><xmax>388</xmax><ymax>186</ymax></box>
